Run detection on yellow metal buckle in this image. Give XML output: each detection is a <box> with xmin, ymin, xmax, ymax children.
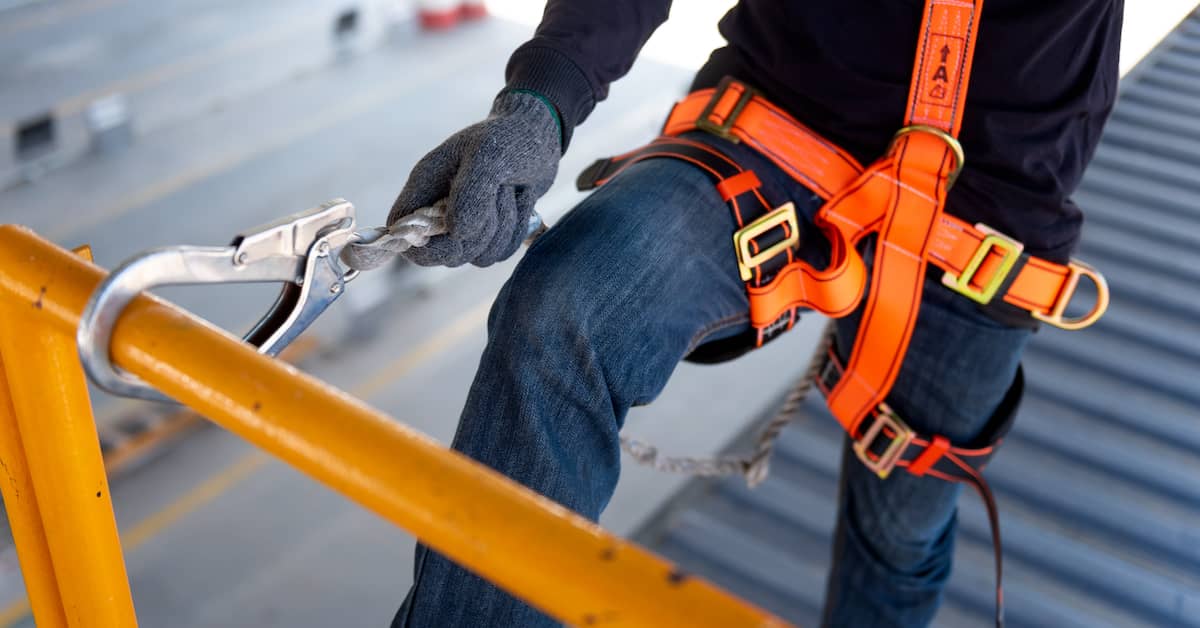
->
<box><xmin>696</xmin><ymin>78</ymin><xmax>757</xmax><ymax>144</ymax></box>
<box><xmin>941</xmin><ymin>224</ymin><xmax>1024</xmax><ymax>305</ymax></box>
<box><xmin>853</xmin><ymin>404</ymin><xmax>914</xmax><ymax>480</ymax></box>
<box><xmin>1032</xmin><ymin>259</ymin><xmax>1110</xmax><ymax>331</ymax></box>
<box><xmin>890</xmin><ymin>124</ymin><xmax>966</xmax><ymax>189</ymax></box>
<box><xmin>733</xmin><ymin>202</ymin><xmax>801</xmax><ymax>281</ymax></box>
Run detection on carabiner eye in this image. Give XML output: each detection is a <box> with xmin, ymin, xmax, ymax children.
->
<box><xmin>78</xmin><ymin>200</ymin><xmax>360</xmax><ymax>402</ymax></box>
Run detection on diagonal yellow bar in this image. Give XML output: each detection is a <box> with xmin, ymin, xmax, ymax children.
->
<box><xmin>0</xmin><ymin>225</ymin><xmax>792</xmax><ymax>627</ymax></box>
<box><xmin>0</xmin><ymin>352</ymin><xmax>68</xmax><ymax>628</ymax></box>
<box><xmin>0</xmin><ymin>297</ymin><xmax>137</xmax><ymax>625</ymax></box>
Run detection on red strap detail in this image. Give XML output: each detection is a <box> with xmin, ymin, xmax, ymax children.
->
<box><xmin>716</xmin><ymin>170</ymin><xmax>762</xmax><ymax>201</ymax></box>
<box><xmin>908</xmin><ymin>435</ymin><xmax>951</xmax><ymax>476</ymax></box>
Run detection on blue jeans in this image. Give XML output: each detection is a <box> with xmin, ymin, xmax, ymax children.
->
<box><xmin>392</xmin><ymin>133</ymin><xmax>1031</xmax><ymax>627</ymax></box>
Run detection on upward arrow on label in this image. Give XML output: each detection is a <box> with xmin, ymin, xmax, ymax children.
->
<box><xmin>940</xmin><ymin>45</ymin><xmax>951</xmax><ymax>63</ymax></box>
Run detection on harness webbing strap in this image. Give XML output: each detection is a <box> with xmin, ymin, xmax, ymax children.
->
<box><xmin>662</xmin><ymin>81</ymin><xmax>863</xmax><ymax>200</ymax></box>
<box><xmin>817</xmin><ymin>347</ymin><xmax>1021</xmax><ymax>628</ymax></box>
<box><xmin>660</xmin><ymin>90</ymin><xmax>1099</xmax><ymax>327</ymax></box>
<box><xmin>829</xmin><ymin>0</ymin><xmax>983</xmax><ymax>437</ymax></box>
<box><xmin>905</xmin><ymin>0</ymin><xmax>984</xmax><ymax>136</ymax></box>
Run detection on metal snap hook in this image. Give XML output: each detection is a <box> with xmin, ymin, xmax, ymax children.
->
<box><xmin>78</xmin><ymin>199</ymin><xmax>360</xmax><ymax>402</ymax></box>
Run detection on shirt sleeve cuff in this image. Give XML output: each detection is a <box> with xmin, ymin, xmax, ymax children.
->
<box><xmin>504</xmin><ymin>45</ymin><xmax>597</xmax><ymax>151</ymax></box>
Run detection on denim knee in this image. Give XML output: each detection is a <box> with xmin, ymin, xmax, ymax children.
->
<box><xmin>489</xmin><ymin>236</ymin><xmax>604</xmax><ymax>355</ymax></box>
<box><xmin>842</xmin><ymin>459</ymin><xmax>963</xmax><ymax>576</ymax></box>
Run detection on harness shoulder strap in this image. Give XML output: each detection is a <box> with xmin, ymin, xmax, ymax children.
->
<box><xmin>905</xmin><ymin>0</ymin><xmax>984</xmax><ymax>136</ymax></box>
<box><xmin>823</xmin><ymin>0</ymin><xmax>983</xmax><ymax>437</ymax></box>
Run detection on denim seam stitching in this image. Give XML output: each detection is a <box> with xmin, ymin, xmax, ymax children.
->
<box><xmin>685</xmin><ymin>311</ymin><xmax>750</xmax><ymax>355</ymax></box>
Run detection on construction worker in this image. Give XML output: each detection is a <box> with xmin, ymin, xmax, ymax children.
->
<box><xmin>387</xmin><ymin>1</ymin><xmax>1122</xmax><ymax>626</ymax></box>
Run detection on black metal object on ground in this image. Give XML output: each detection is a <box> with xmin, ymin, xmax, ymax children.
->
<box><xmin>14</xmin><ymin>114</ymin><xmax>54</xmax><ymax>160</ymax></box>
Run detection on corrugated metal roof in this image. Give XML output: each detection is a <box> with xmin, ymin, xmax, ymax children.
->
<box><xmin>638</xmin><ymin>10</ymin><xmax>1200</xmax><ymax>628</ymax></box>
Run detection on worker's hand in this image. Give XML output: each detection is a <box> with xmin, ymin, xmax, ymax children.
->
<box><xmin>387</xmin><ymin>90</ymin><xmax>561</xmax><ymax>267</ymax></box>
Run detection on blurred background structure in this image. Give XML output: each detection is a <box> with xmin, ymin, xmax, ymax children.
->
<box><xmin>0</xmin><ymin>1</ymin><xmax>1197</xmax><ymax>626</ymax></box>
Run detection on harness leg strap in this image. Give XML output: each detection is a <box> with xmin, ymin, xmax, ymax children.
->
<box><xmin>818</xmin><ymin>345</ymin><xmax>1024</xmax><ymax>628</ymax></box>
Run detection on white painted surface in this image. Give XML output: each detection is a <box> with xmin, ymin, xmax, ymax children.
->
<box><xmin>1120</xmin><ymin>1</ymin><xmax>1196</xmax><ymax>75</ymax></box>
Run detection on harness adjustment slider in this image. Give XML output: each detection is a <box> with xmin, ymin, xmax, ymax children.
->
<box><xmin>696</xmin><ymin>77</ymin><xmax>758</xmax><ymax>144</ymax></box>
<box><xmin>853</xmin><ymin>403</ymin><xmax>915</xmax><ymax>480</ymax></box>
<box><xmin>732</xmin><ymin>202</ymin><xmax>801</xmax><ymax>281</ymax></box>
<box><xmin>941</xmin><ymin>224</ymin><xmax>1024</xmax><ymax>305</ymax></box>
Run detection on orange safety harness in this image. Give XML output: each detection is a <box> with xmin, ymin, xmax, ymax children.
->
<box><xmin>577</xmin><ymin>1</ymin><xmax>1110</xmax><ymax>625</ymax></box>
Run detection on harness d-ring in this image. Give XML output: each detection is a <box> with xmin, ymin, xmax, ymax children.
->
<box><xmin>890</xmin><ymin>125</ymin><xmax>966</xmax><ymax>188</ymax></box>
<box><xmin>1031</xmin><ymin>259</ymin><xmax>1110</xmax><ymax>330</ymax></box>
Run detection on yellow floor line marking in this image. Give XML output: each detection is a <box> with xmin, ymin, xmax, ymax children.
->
<box><xmin>0</xmin><ymin>452</ymin><xmax>269</xmax><ymax>626</ymax></box>
<box><xmin>352</xmin><ymin>300</ymin><xmax>492</xmax><ymax>400</ymax></box>
<box><xmin>120</xmin><ymin>451</ymin><xmax>270</xmax><ymax>549</ymax></box>
<box><xmin>91</xmin><ymin>397</ymin><xmax>145</xmax><ymax>430</ymax></box>
<box><xmin>52</xmin><ymin>15</ymin><xmax>319</xmax><ymax>119</ymax></box>
<box><xmin>0</xmin><ymin>297</ymin><xmax>493</xmax><ymax>626</ymax></box>
<box><xmin>0</xmin><ymin>599</ymin><xmax>27</xmax><ymax>627</ymax></box>
<box><xmin>45</xmin><ymin>80</ymin><xmax>398</xmax><ymax>242</ymax></box>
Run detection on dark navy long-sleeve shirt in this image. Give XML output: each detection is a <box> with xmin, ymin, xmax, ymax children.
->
<box><xmin>504</xmin><ymin>1</ymin><xmax>1124</xmax><ymax>261</ymax></box>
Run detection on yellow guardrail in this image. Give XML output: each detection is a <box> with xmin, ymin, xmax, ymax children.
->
<box><xmin>0</xmin><ymin>225</ymin><xmax>792</xmax><ymax>628</ymax></box>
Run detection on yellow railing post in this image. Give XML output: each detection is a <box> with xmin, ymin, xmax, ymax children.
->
<box><xmin>0</xmin><ymin>352</ymin><xmax>68</xmax><ymax>627</ymax></box>
<box><xmin>0</xmin><ymin>257</ymin><xmax>137</xmax><ymax>626</ymax></box>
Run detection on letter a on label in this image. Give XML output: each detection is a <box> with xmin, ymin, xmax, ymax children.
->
<box><xmin>919</xmin><ymin>34</ymin><xmax>963</xmax><ymax>107</ymax></box>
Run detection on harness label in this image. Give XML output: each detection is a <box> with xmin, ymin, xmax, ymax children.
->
<box><xmin>918</xmin><ymin>34</ymin><xmax>965</xmax><ymax>108</ymax></box>
<box><xmin>906</xmin><ymin>0</ymin><xmax>980</xmax><ymax>132</ymax></box>
<box><xmin>762</xmin><ymin>312</ymin><xmax>792</xmax><ymax>338</ymax></box>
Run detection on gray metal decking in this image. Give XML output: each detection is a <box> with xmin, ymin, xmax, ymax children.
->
<box><xmin>639</xmin><ymin>10</ymin><xmax>1200</xmax><ymax>628</ymax></box>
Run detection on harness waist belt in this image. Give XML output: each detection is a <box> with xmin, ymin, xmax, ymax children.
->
<box><xmin>664</xmin><ymin>81</ymin><xmax>1109</xmax><ymax>331</ymax></box>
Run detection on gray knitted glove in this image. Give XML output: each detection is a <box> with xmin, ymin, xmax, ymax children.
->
<box><xmin>387</xmin><ymin>90</ymin><xmax>561</xmax><ymax>267</ymax></box>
